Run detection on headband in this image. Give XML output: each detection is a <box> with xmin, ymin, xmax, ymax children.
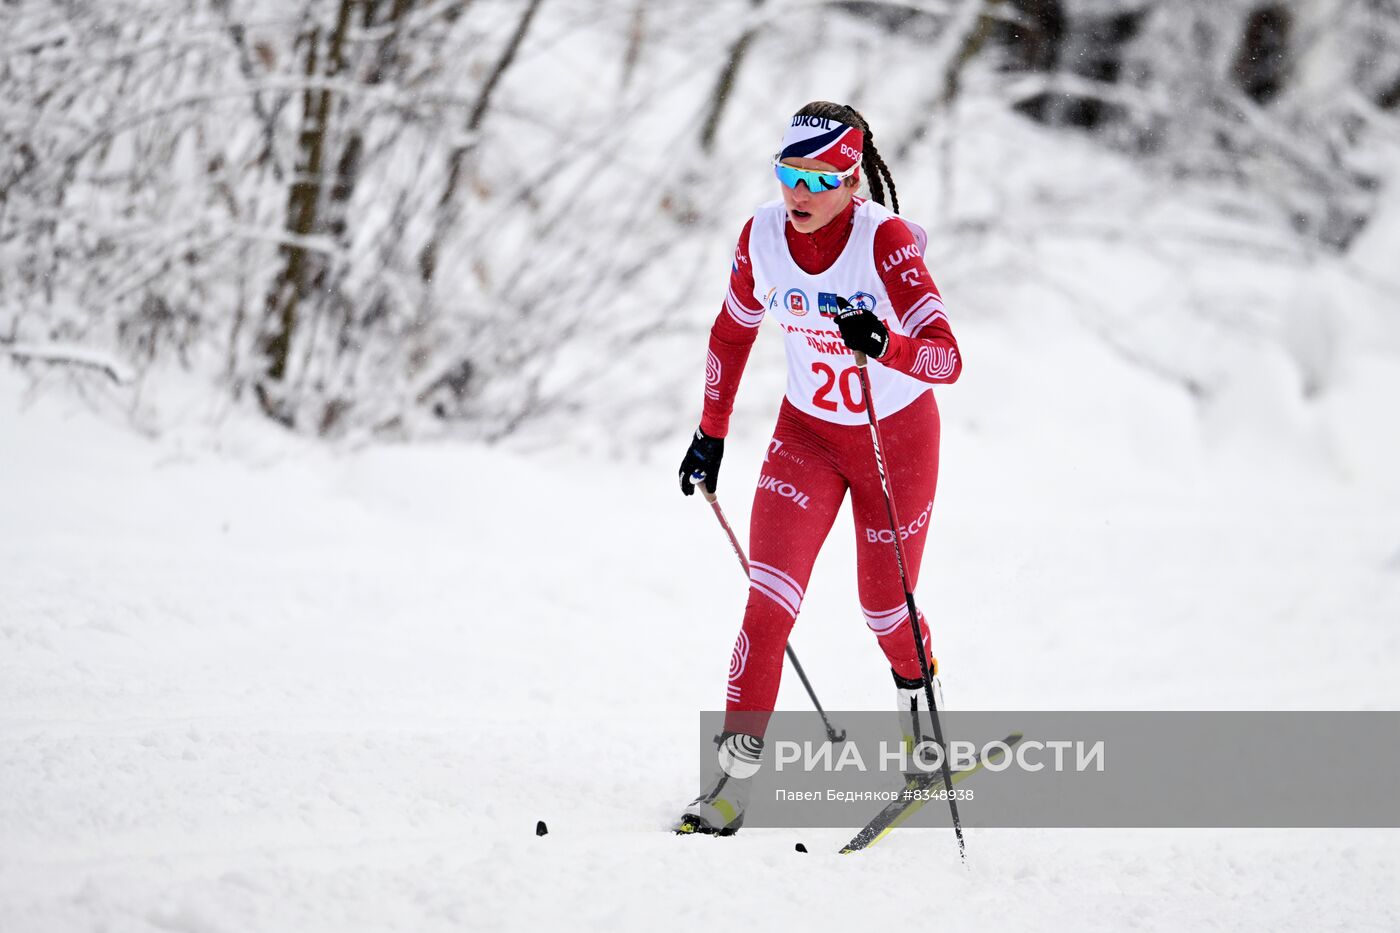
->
<box><xmin>778</xmin><ymin>114</ymin><xmax>864</xmax><ymax>171</ymax></box>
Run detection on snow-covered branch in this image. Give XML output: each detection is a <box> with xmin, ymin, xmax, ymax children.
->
<box><xmin>2</xmin><ymin>342</ymin><xmax>134</xmax><ymax>385</ymax></box>
<box><xmin>0</xmin><ymin>0</ymin><xmax>1396</xmax><ymax>443</ymax></box>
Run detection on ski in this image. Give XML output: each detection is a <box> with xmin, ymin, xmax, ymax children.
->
<box><xmin>839</xmin><ymin>731</ymin><xmax>1024</xmax><ymax>853</ymax></box>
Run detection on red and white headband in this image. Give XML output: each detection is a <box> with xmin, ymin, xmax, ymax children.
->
<box><xmin>777</xmin><ymin>114</ymin><xmax>864</xmax><ymax>170</ymax></box>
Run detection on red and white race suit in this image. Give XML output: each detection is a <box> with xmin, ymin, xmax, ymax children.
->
<box><xmin>698</xmin><ymin>197</ymin><xmax>962</xmax><ymax>738</ymax></box>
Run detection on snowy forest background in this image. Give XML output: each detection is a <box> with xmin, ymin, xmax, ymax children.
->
<box><xmin>6</xmin><ymin>4</ymin><xmax>1400</xmax><ymax>930</ymax></box>
<box><xmin>4</xmin><ymin>0</ymin><xmax>1399</xmax><ymax>457</ymax></box>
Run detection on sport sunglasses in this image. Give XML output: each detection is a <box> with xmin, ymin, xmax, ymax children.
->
<box><xmin>772</xmin><ymin>157</ymin><xmax>858</xmax><ymax>192</ymax></box>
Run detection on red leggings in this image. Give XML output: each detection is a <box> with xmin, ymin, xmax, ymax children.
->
<box><xmin>724</xmin><ymin>391</ymin><xmax>941</xmax><ymax>737</ymax></box>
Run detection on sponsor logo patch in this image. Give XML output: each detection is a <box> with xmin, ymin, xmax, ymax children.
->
<box><xmin>766</xmin><ymin>438</ymin><xmax>806</xmax><ymax>465</ymax></box>
<box><xmin>850</xmin><ymin>291</ymin><xmax>878</xmax><ymax>312</ymax></box>
<box><xmin>864</xmin><ymin>499</ymin><xmax>935</xmax><ymax>543</ymax></box>
<box><xmin>758</xmin><ymin>474</ymin><xmax>812</xmax><ymax>510</ymax></box>
<box><xmin>784</xmin><ymin>288</ymin><xmax>809</xmax><ymax>315</ymax></box>
<box><xmin>880</xmin><ymin>243</ymin><xmax>922</xmax><ymax>273</ymax></box>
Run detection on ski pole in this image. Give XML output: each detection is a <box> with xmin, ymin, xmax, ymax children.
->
<box><xmin>699</xmin><ymin>486</ymin><xmax>847</xmax><ymax>744</ymax></box>
<box><xmin>847</xmin><ymin>331</ymin><xmax>967</xmax><ymax>861</ymax></box>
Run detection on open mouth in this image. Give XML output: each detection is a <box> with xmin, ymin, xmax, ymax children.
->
<box><xmin>791</xmin><ymin>209</ymin><xmax>812</xmax><ymax>221</ymax></box>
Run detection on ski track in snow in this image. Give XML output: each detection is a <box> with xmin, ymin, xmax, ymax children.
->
<box><xmin>2</xmin><ymin>363</ymin><xmax>1399</xmax><ymax>932</ymax></box>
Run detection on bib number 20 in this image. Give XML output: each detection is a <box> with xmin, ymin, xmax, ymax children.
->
<box><xmin>811</xmin><ymin>362</ymin><xmax>866</xmax><ymax>413</ymax></box>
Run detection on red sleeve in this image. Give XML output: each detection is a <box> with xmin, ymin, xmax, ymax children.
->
<box><xmin>871</xmin><ymin>219</ymin><xmax>962</xmax><ymax>385</ymax></box>
<box><xmin>699</xmin><ymin>218</ymin><xmax>765</xmax><ymax>438</ymax></box>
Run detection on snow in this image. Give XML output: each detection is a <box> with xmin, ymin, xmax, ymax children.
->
<box><xmin>5</xmin><ymin>19</ymin><xmax>1400</xmax><ymax>923</ymax></box>
<box><xmin>4</xmin><ymin>340</ymin><xmax>1400</xmax><ymax>931</ymax></box>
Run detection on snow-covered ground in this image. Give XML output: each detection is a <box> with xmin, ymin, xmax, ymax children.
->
<box><xmin>3</xmin><ymin>328</ymin><xmax>1399</xmax><ymax>931</ymax></box>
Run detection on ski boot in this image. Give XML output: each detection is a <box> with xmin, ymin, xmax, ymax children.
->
<box><xmin>675</xmin><ymin>732</ymin><xmax>764</xmax><ymax>836</ymax></box>
<box><xmin>894</xmin><ymin>661</ymin><xmax>945</xmax><ymax>778</ymax></box>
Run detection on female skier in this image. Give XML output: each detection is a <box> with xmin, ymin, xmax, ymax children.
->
<box><xmin>675</xmin><ymin>101</ymin><xmax>963</xmax><ymax>835</ymax></box>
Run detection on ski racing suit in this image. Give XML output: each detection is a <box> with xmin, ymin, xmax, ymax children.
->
<box><xmin>699</xmin><ymin>197</ymin><xmax>962</xmax><ymax>738</ymax></box>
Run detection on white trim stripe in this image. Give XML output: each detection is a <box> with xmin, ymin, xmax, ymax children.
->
<box><xmin>751</xmin><ymin>580</ymin><xmax>798</xmax><ymax>618</ymax></box>
<box><xmin>806</xmin><ymin>135</ymin><xmax>844</xmax><ymax>162</ymax></box>
<box><xmin>704</xmin><ymin>349</ymin><xmax>722</xmax><ymax>400</ymax></box>
<box><xmin>751</xmin><ymin>560</ymin><xmax>805</xmax><ymax>597</ymax></box>
<box><xmin>863</xmin><ymin>603</ymin><xmax>909</xmax><ymax>635</ymax></box>
<box><xmin>864</xmin><ymin>604</ymin><xmax>932</xmax><ymax>639</ymax></box>
<box><xmin>729</xmin><ymin>285</ymin><xmax>763</xmax><ymax>313</ymax></box>
<box><xmin>909</xmin><ymin>312</ymin><xmax>950</xmax><ymax>338</ymax></box>
<box><xmin>901</xmin><ymin>292</ymin><xmax>938</xmax><ymax>321</ymax></box>
<box><xmin>749</xmin><ymin>561</ymin><xmax>804</xmax><ymax>619</ymax></box>
<box><xmin>901</xmin><ymin>294</ymin><xmax>948</xmax><ymax>335</ymax></box>
<box><xmin>725</xmin><ymin>288</ymin><xmax>765</xmax><ymax>328</ymax></box>
<box><xmin>752</xmin><ymin>567</ymin><xmax>802</xmax><ymax>609</ymax></box>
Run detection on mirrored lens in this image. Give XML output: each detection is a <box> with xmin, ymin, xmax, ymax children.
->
<box><xmin>774</xmin><ymin>164</ymin><xmax>842</xmax><ymax>192</ymax></box>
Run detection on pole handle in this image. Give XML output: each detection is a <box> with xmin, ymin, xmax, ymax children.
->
<box><xmin>852</xmin><ymin>350</ymin><xmax>868</xmax><ymax>369</ymax></box>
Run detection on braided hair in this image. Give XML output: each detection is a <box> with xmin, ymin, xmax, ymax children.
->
<box><xmin>793</xmin><ymin>101</ymin><xmax>900</xmax><ymax>215</ymax></box>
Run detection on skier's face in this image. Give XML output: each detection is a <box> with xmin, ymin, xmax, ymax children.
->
<box><xmin>778</xmin><ymin>157</ymin><xmax>857</xmax><ymax>234</ymax></box>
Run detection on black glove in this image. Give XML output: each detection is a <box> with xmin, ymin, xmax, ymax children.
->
<box><xmin>835</xmin><ymin>298</ymin><xmax>889</xmax><ymax>359</ymax></box>
<box><xmin>678</xmin><ymin>427</ymin><xmax>724</xmax><ymax>496</ymax></box>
